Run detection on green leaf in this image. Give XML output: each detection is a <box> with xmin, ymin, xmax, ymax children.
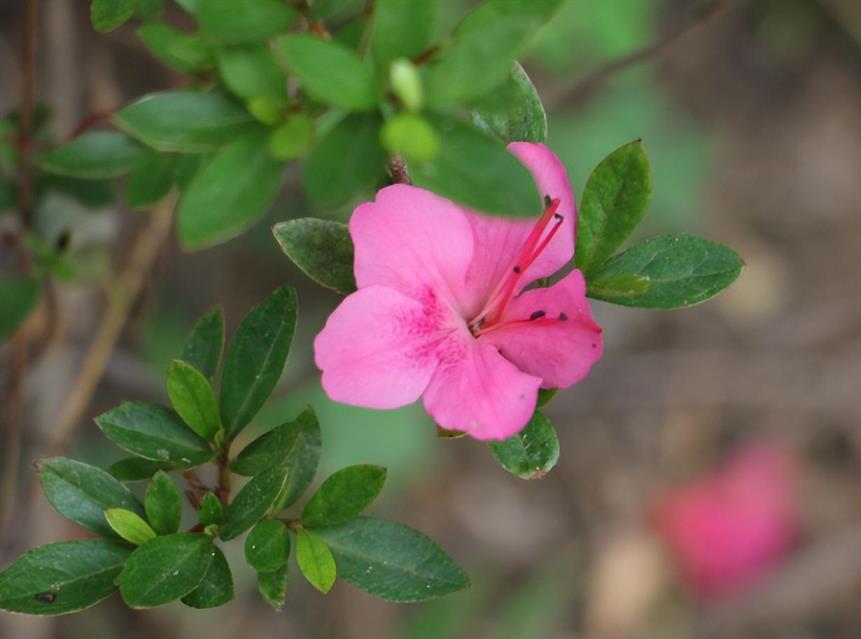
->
<box><xmin>39</xmin><ymin>174</ymin><xmax>116</xmax><ymax>208</ymax></box>
<box><xmin>584</xmin><ymin>273</ymin><xmax>650</xmax><ymax>300</ymax></box>
<box><xmin>197</xmin><ymin>0</ymin><xmax>296</xmax><ymax>44</ymax></box>
<box><xmin>272</xmin><ymin>35</ymin><xmax>377</xmax><ymax>111</ymax></box>
<box><xmin>197</xmin><ymin>492</ymin><xmax>225</xmax><ymax>526</ymax></box>
<box><xmin>381</xmin><ymin>113</ymin><xmax>440</xmax><ymax>163</ymax></box>
<box><xmin>173</xmin><ymin>153</ymin><xmax>208</xmax><ymax>191</ymax></box>
<box><xmin>181</xmin><ymin>545</ymin><xmax>234</xmax><ymax>608</ymax></box>
<box><xmin>119</xmin><ymin>533</ymin><xmax>214</xmax><ymax>608</ymax></box>
<box><xmin>371</xmin><ymin>0</ymin><xmax>438</xmax><ymax>67</ymax></box>
<box><xmin>410</xmin><ymin>116</ymin><xmax>541</xmax><ymax>217</ymax></box>
<box><xmin>35</xmin><ymin>131</ymin><xmax>146</xmax><ymax>179</ymax></box>
<box><xmin>126</xmin><ymin>151</ymin><xmax>175</xmax><ymax>209</ymax></box>
<box><xmin>113</xmin><ymin>91</ymin><xmax>256</xmax><ymax>153</ymax></box>
<box><xmin>315</xmin><ymin>517</ymin><xmax>469</xmax><ymax>602</ymax></box>
<box><xmin>244</xmin><ymin>519</ymin><xmax>290</xmax><ymax>572</ymax></box>
<box><xmin>309</xmin><ymin>0</ymin><xmax>363</xmax><ymax>19</ymax></box>
<box><xmin>91</xmin><ymin>0</ymin><xmax>135</xmax><ymax>32</ymax></box>
<box><xmin>302</xmin><ymin>465</ymin><xmax>386</xmax><ymax>528</ymax></box>
<box><xmin>272</xmin><ymin>218</ymin><xmax>356</xmax><ymax>294</ymax></box>
<box><xmin>587</xmin><ymin>234</ymin><xmax>744</xmax><ymax>309</ymax></box>
<box><xmin>231</xmin><ymin>406</ymin><xmax>321</xmax><ymax>511</ymax></box>
<box><xmin>167</xmin><ymin>359</ymin><xmax>220</xmax><ymax>441</ymax></box>
<box><xmin>257</xmin><ymin>564</ymin><xmax>288</xmax><ymax>610</ymax></box>
<box><xmin>217</xmin><ymin>46</ymin><xmax>287</xmax><ymax>102</ymax></box>
<box><xmin>145</xmin><ymin>470</ymin><xmax>182</xmax><ymax>535</ymax></box>
<box><xmin>105</xmin><ymin>508</ymin><xmax>157</xmax><ymax>545</ymax></box>
<box><xmin>303</xmin><ymin>114</ymin><xmax>386</xmax><ymax>206</ymax></box>
<box><xmin>488</xmin><ymin>411</ymin><xmax>559</xmax><ymax>479</ymax></box>
<box><xmin>136</xmin><ymin>0</ymin><xmax>165</xmax><ymax>20</ymax></box>
<box><xmin>268</xmin><ymin>115</ymin><xmax>315</xmax><ymax>161</ymax></box>
<box><xmin>0</xmin><ymin>540</ymin><xmax>132</xmax><ymax>615</ymax></box>
<box><xmin>37</xmin><ymin>457</ymin><xmax>145</xmax><ymax>537</ymax></box>
<box><xmin>180</xmin><ymin>307</ymin><xmax>224</xmax><ymax>379</ymax></box>
<box><xmin>219</xmin><ymin>467</ymin><xmax>288</xmax><ymax>541</ymax></box>
<box><xmin>178</xmin><ymin>129</ymin><xmax>284</xmax><ymax>250</ymax></box>
<box><xmin>94</xmin><ymin>401</ymin><xmax>215</xmax><ymax>467</ymax></box>
<box><xmin>536</xmin><ymin>388</ymin><xmax>557</xmax><ymax>408</ymax></box>
<box><xmin>470</xmin><ymin>62</ymin><xmax>547</xmax><ymax>143</ymax></box>
<box><xmin>575</xmin><ymin>140</ymin><xmax>651</xmax><ymax>274</ymax></box>
<box><xmin>220</xmin><ymin>286</ymin><xmax>297</xmax><ymax>439</ymax></box>
<box><xmin>108</xmin><ymin>457</ymin><xmax>174</xmax><ymax>481</ymax></box>
<box><xmin>295</xmin><ymin>529</ymin><xmax>336</xmax><ymax>593</ymax></box>
<box><xmin>0</xmin><ymin>277</ymin><xmax>40</xmax><ymax>339</ymax></box>
<box><xmin>137</xmin><ymin>24</ymin><xmax>214</xmax><ymax>74</ymax></box>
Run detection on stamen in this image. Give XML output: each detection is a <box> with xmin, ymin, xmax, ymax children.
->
<box><xmin>530</xmin><ymin>310</ymin><xmax>546</xmax><ymax>320</ymax></box>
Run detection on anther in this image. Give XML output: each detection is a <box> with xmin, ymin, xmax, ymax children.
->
<box><xmin>544</xmin><ymin>194</ymin><xmax>552</xmax><ymax>207</ymax></box>
<box><xmin>530</xmin><ymin>310</ymin><xmax>546</xmax><ymax>320</ymax></box>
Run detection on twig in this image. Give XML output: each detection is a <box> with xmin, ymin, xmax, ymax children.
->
<box><xmin>16</xmin><ymin>0</ymin><xmax>39</xmax><ymax>224</ymax></box>
<box><xmin>387</xmin><ymin>155</ymin><xmax>411</xmax><ymax>184</ymax></box>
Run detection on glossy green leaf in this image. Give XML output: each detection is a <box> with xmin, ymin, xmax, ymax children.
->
<box><xmin>197</xmin><ymin>0</ymin><xmax>296</xmax><ymax>44</ymax></box>
<box><xmin>91</xmin><ymin>0</ymin><xmax>135</xmax><ymax>32</ymax></box>
<box><xmin>410</xmin><ymin>116</ymin><xmax>541</xmax><ymax>217</ymax></box>
<box><xmin>167</xmin><ymin>359</ymin><xmax>220</xmax><ymax>441</ymax></box>
<box><xmin>0</xmin><ymin>277</ymin><xmax>41</xmax><ymax>339</ymax></box>
<box><xmin>217</xmin><ymin>46</ymin><xmax>287</xmax><ymax>102</ymax></box>
<box><xmin>181</xmin><ymin>546</ymin><xmax>234</xmax><ymax>608</ymax></box>
<box><xmin>137</xmin><ymin>24</ymin><xmax>214</xmax><ymax>74</ymax></box>
<box><xmin>575</xmin><ymin>140</ymin><xmax>651</xmax><ymax>274</ymax></box>
<box><xmin>108</xmin><ymin>457</ymin><xmax>174</xmax><ymax>482</ymax></box>
<box><xmin>104</xmin><ymin>508</ymin><xmax>157</xmax><ymax>545</ymax></box>
<box><xmin>371</xmin><ymin>0</ymin><xmax>437</xmax><ymax>67</ymax></box>
<box><xmin>126</xmin><ymin>151</ymin><xmax>175</xmax><ymax>210</ymax></box>
<box><xmin>178</xmin><ymin>129</ymin><xmax>284</xmax><ymax>250</ymax></box>
<box><xmin>245</xmin><ymin>519</ymin><xmax>290</xmax><ymax>572</ymax></box>
<box><xmin>119</xmin><ymin>533</ymin><xmax>214</xmax><ymax>608</ymax></box>
<box><xmin>315</xmin><ymin>517</ymin><xmax>469</xmax><ymax>602</ymax></box>
<box><xmin>220</xmin><ymin>286</ymin><xmax>297</xmax><ymax>439</ymax></box>
<box><xmin>219</xmin><ymin>467</ymin><xmax>288</xmax><ymax>541</ymax></box>
<box><xmin>257</xmin><ymin>564</ymin><xmax>288</xmax><ymax>610</ymax></box>
<box><xmin>113</xmin><ymin>91</ymin><xmax>256</xmax><ymax>153</ymax></box>
<box><xmin>37</xmin><ymin>457</ymin><xmax>145</xmax><ymax>537</ymax></box>
<box><xmin>35</xmin><ymin>131</ymin><xmax>145</xmax><ymax>179</ymax></box>
<box><xmin>471</xmin><ymin>63</ymin><xmax>547</xmax><ymax>143</ymax></box>
<box><xmin>180</xmin><ymin>307</ymin><xmax>224</xmax><ymax>379</ymax></box>
<box><xmin>272</xmin><ymin>219</ymin><xmax>356</xmax><ymax>294</ymax></box>
<box><xmin>94</xmin><ymin>401</ymin><xmax>215</xmax><ymax>467</ymax></box>
<box><xmin>272</xmin><ymin>35</ymin><xmax>376</xmax><ymax>111</ymax></box>
<box><xmin>302</xmin><ymin>465</ymin><xmax>386</xmax><ymax>528</ymax></box>
<box><xmin>145</xmin><ymin>470</ymin><xmax>182</xmax><ymax>535</ymax></box>
<box><xmin>488</xmin><ymin>411</ymin><xmax>559</xmax><ymax>479</ymax></box>
<box><xmin>587</xmin><ymin>234</ymin><xmax>744</xmax><ymax>309</ymax></box>
<box><xmin>0</xmin><ymin>540</ymin><xmax>131</xmax><ymax>615</ymax></box>
<box><xmin>197</xmin><ymin>492</ymin><xmax>225</xmax><ymax>527</ymax></box>
<box><xmin>295</xmin><ymin>529</ymin><xmax>336</xmax><ymax>593</ymax></box>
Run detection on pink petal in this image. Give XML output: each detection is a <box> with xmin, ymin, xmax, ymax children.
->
<box><xmin>479</xmin><ymin>270</ymin><xmax>602</xmax><ymax>389</ymax></box>
<box><xmin>350</xmin><ymin>184</ymin><xmax>475</xmax><ymax>313</ymax></box>
<box><xmin>422</xmin><ymin>332</ymin><xmax>542</xmax><ymax>440</ymax></box>
<box><xmin>314</xmin><ymin>285</ymin><xmax>458</xmax><ymax>409</ymax></box>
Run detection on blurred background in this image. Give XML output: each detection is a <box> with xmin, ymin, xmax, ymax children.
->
<box><xmin>2</xmin><ymin>0</ymin><xmax>861</xmax><ymax>637</ymax></box>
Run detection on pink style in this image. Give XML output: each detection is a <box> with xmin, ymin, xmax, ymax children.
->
<box><xmin>313</xmin><ymin>142</ymin><xmax>603</xmax><ymax>440</ymax></box>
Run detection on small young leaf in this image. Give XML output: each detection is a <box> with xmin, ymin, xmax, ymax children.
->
<box><xmin>197</xmin><ymin>0</ymin><xmax>296</xmax><ymax>44</ymax></box>
<box><xmin>94</xmin><ymin>401</ymin><xmax>215</xmax><ymax>467</ymax></box>
<box><xmin>245</xmin><ymin>519</ymin><xmax>290</xmax><ymax>572</ymax></box>
<box><xmin>167</xmin><ymin>359</ymin><xmax>221</xmax><ymax>441</ymax></box>
<box><xmin>197</xmin><ymin>492</ymin><xmax>225</xmax><ymax>526</ymax></box>
<box><xmin>575</xmin><ymin>140</ymin><xmax>652</xmax><ymax>274</ymax></box>
<box><xmin>257</xmin><ymin>564</ymin><xmax>288</xmax><ymax>610</ymax></box>
<box><xmin>269</xmin><ymin>115</ymin><xmax>315</xmax><ymax>161</ymax></box>
<box><xmin>119</xmin><ymin>533</ymin><xmax>214</xmax><ymax>608</ymax></box>
<box><xmin>302</xmin><ymin>465</ymin><xmax>386</xmax><ymax>528</ymax></box>
<box><xmin>295</xmin><ymin>529</ymin><xmax>336</xmax><ymax>594</ymax></box>
<box><xmin>34</xmin><ymin>131</ymin><xmax>146</xmax><ymax>179</ymax></box>
<box><xmin>137</xmin><ymin>24</ymin><xmax>215</xmax><ymax>74</ymax></box>
<box><xmin>272</xmin><ymin>218</ymin><xmax>356</xmax><ymax>294</ymax></box>
<box><xmin>272</xmin><ymin>35</ymin><xmax>376</xmax><ymax>111</ymax></box>
<box><xmin>315</xmin><ymin>517</ymin><xmax>469</xmax><ymax>602</ymax></box>
<box><xmin>108</xmin><ymin>458</ymin><xmax>174</xmax><ymax>482</ymax></box>
<box><xmin>371</xmin><ymin>0</ymin><xmax>437</xmax><ymax>68</ymax></box>
<box><xmin>105</xmin><ymin>508</ymin><xmax>157</xmax><ymax>545</ymax></box>
<box><xmin>0</xmin><ymin>277</ymin><xmax>41</xmax><ymax>339</ymax></box>
<box><xmin>37</xmin><ymin>457</ymin><xmax>145</xmax><ymax>537</ymax></box>
<box><xmin>91</xmin><ymin>0</ymin><xmax>135</xmax><ymax>32</ymax></box>
<box><xmin>217</xmin><ymin>46</ymin><xmax>287</xmax><ymax>102</ymax></box>
<box><xmin>181</xmin><ymin>545</ymin><xmax>234</xmax><ymax>608</ymax></box>
<box><xmin>180</xmin><ymin>307</ymin><xmax>224</xmax><ymax>379</ymax></box>
<box><xmin>219</xmin><ymin>467</ymin><xmax>288</xmax><ymax>541</ymax></box>
<box><xmin>220</xmin><ymin>287</ymin><xmax>297</xmax><ymax>439</ymax></box>
<box><xmin>470</xmin><ymin>63</ymin><xmax>547</xmax><ymax>143</ymax></box>
<box><xmin>381</xmin><ymin>113</ymin><xmax>440</xmax><ymax>163</ymax></box>
<box><xmin>586</xmin><ymin>234</ymin><xmax>744</xmax><ymax>309</ymax></box>
<box><xmin>127</xmin><ymin>151</ymin><xmax>175</xmax><ymax>209</ymax></box>
<box><xmin>536</xmin><ymin>388</ymin><xmax>557</xmax><ymax>408</ymax></box>
<box><xmin>488</xmin><ymin>411</ymin><xmax>559</xmax><ymax>479</ymax></box>
<box><xmin>0</xmin><ymin>540</ymin><xmax>132</xmax><ymax>615</ymax></box>
<box><xmin>145</xmin><ymin>470</ymin><xmax>183</xmax><ymax>535</ymax></box>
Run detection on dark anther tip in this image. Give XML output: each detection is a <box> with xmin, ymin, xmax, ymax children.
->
<box><xmin>530</xmin><ymin>310</ymin><xmax>546</xmax><ymax>320</ymax></box>
<box><xmin>559</xmin><ymin>312</ymin><xmax>569</xmax><ymax>321</ymax></box>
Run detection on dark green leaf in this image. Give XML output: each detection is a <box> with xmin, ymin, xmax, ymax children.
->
<box><xmin>91</xmin><ymin>0</ymin><xmax>135</xmax><ymax>32</ymax></box>
<box><xmin>220</xmin><ymin>287</ymin><xmax>297</xmax><ymax>439</ymax></box>
<box><xmin>575</xmin><ymin>140</ymin><xmax>651</xmax><ymax>274</ymax></box>
<box><xmin>315</xmin><ymin>517</ymin><xmax>469</xmax><ymax>602</ymax></box>
<box><xmin>470</xmin><ymin>62</ymin><xmax>547</xmax><ymax>143</ymax></box>
<box><xmin>0</xmin><ymin>540</ymin><xmax>131</xmax><ymax>615</ymax></box>
<box><xmin>37</xmin><ymin>457</ymin><xmax>145</xmax><ymax>537</ymax></box>
<box><xmin>272</xmin><ymin>35</ymin><xmax>377</xmax><ymax>111</ymax></box>
<box><xmin>181</xmin><ymin>546</ymin><xmax>233</xmax><ymax>608</ymax></box>
<box><xmin>310</xmin><ymin>0</ymin><xmax>363</xmax><ymax>19</ymax></box>
<box><xmin>257</xmin><ymin>564</ymin><xmax>288</xmax><ymax>610</ymax></box>
<box><xmin>105</xmin><ymin>508</ymin><xmax>157</xmax><ymax>545</ymax></box>
<box><xmin>119</xmin><ymin>533</ymin><xmax>214</xmax><ymax>608</ymax></box>
<box><xmin>217</xmin><ymin>46</ymin><xmax>287</xmax><ymax>102</ymax></box>
<box><xmin>145</xmin><ymin>470</ymin><xmax>183</xmax><ymax>535</ymax></box>
<box><xmin>371</xmin><ymin>0</ymin><xmax>438</xmax><ymax>67</ymax></box>
<box><xmin>94</xmin><ymin>401</ymin><xmax>215</xmax><ymax>467</ymax></box>
<box><xmin>39</xmin><ymin>174</ymin><xmax>116</xmax><ymax>208</ymax></box>
<box><xmin>197</xmin><ymin>492</ymin><xmax>225</xmax><ymax>526</ymax></box>
<box><xmin>108</xmin><ymin>458</ymin><xmax>174</xmax><ymax>482</ymax></box>
<box><xmin>488</xmin><ymin>411</ymin><xmax>559</xmax><ymax>479</ymax></box>
<box><xmin>245</xmin><ymin>519</ymin><xmax>290</xmax><ymax>572</ymax></box>
<box><xmin>0</xmin><ymin>277</ymin><xmax>41</xmax><ymax>339</ymax></box>
<box><xmin>137</xmin><ymin>24</ymin><xmax>215</xmax><ymax>74</ymax></box>
<box><xmin>113</xmin><ymin>91</ymin><xmax>256</xmax><ymax>153</ymax></box>
<box><xmin>197</xmin><ymin>0</ymin><xmax>296</xmax><ymax>44</ymax></box>
<box><xmin>587</xmin><ymin>234</ymin><xmax>744</xmax><ymax>309</ymax></box>
<box><xmin>136</xmin><ymin>0</ymin><xmax>165</xmax><ymax>20</ymax></box>
<box><xmin>219</xmin><ymin>467</ymin><xmax>288</xmax><ymax>541</ymax></box>
<box><xmin>35</xmin><ymin>131</ymin><xmax>146</xmax><ymax>179</ymax></box>
<box><xmin>272</xmin><ymin>218</ymin><xmax>356</xmax><ymax>294</ymax></box>
<box><xmin>126</xmin><ymin>151</ymin><xmax>175</xmax><ymax>209</ymax></box>
<box><xmin>295</xmin><ymin>529</ymin><xmax>336</xmax><ymax>593</ymax></box>
<box><xmin>180</xmin><ymin>307</ymin><xmax>224</xmax><ymax>379</ymax></box>
<box><xmin>302</xmin><ymin>465</ymin><xmax>386</xmax><ymax>528</ymax></box>
<box><xmin>173</xmin><ymin>153</ymin><xmax>208</xmax><ymax>191</ymax></box>
<box><xmin>167</xmin><ymin>359</ymin><xmax>220</xmax><ymax>441</ymax></box>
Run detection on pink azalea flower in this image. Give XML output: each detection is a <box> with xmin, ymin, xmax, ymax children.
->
<box><xmin>652</xmin><ymin>442</ymin><xmax>798</xmax><ymax>599</ymax></box>
<box><xmin>313</xmin><ymin>143</ymin><xmax>603</xmax><ymax>440</ymax></box>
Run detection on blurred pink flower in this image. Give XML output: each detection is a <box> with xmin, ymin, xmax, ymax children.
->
<box><xmin>653</xmin><ymin>443</ymin><xmax>798</xmax><ymax>599</ymax></box>
<box><xmin>314</xmin><ymin>143</ymin><xmax>603</xmax><ymax>440</ymax></box>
